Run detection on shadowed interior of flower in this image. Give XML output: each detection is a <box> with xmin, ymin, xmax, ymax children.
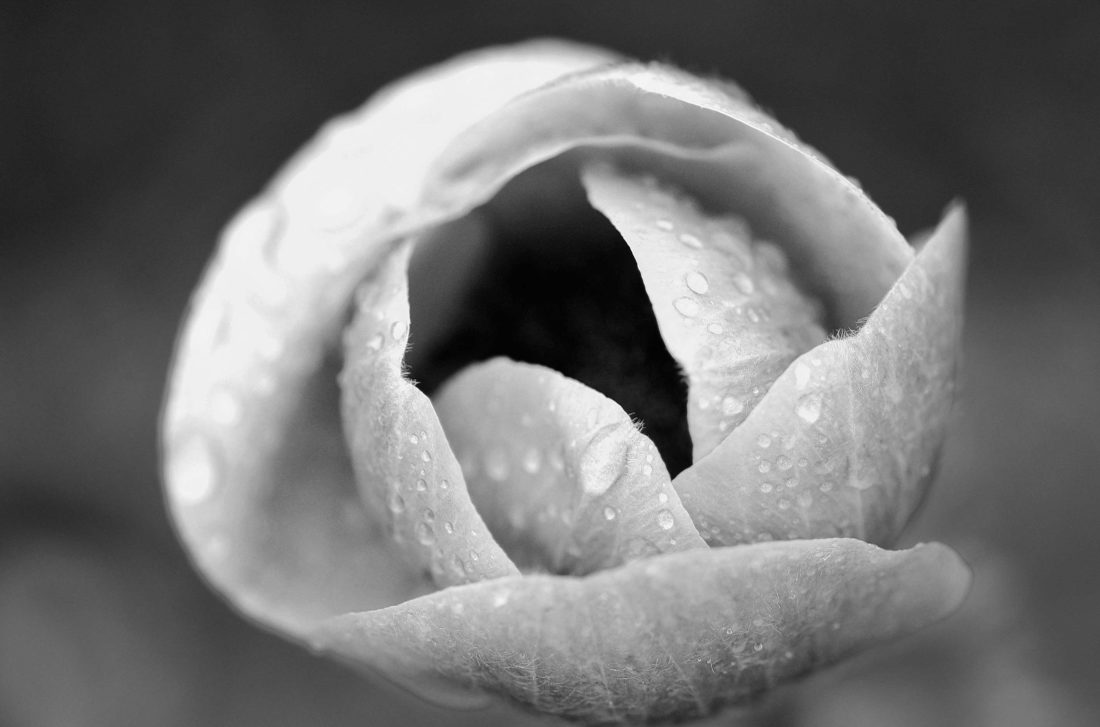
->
<box><xmin>161</xmin><ymin>40</ymin><xmax>973</xmax><ymax>725</ymax></box>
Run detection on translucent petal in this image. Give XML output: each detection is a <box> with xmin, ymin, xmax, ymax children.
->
<box><xmin>432</xmin><ymin>358</ymin><xmax>706</xmax><ymax>575</ymax></box>
<box><xmin>311</xmin><ymin>540</ymin><xmax>971</xmax><ymax>724</ymax></box>
<box><xmin>581</xmin><ymin>163</ymin><xmax>827</xmax><ymax>459</ymax></box>
<box><xmin>674</xmin><ymin>206</ymin><xmax>968</xmax><ymax>546</ymax></box>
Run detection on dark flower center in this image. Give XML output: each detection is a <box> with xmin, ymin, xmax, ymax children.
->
<box><xmin>408</xmin><ymin>179</ymin><xmax>693</xmax><ymax>477</ymax></box>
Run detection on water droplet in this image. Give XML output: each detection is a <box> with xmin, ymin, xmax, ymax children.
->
<box><xmin>794</xmin><ymin>363</ymin><xmax>811</xmax><ymax>390</ymax></box>
<box><xmin>785</xmin><ymin>477</ymin><xmax>798</xmax><ymax>489</ymax></box>
<box><xmin>521</xmin><ymin>447</ymin><xmax>541</xmax><ymax>474</ymax></box>
<box><xmin>760</xmin><ymin>482</ymin><xmax>774</xmax><ymax>494</ymax></box>
<box><xmin>440</xmin><ymin>478</ymin><xmax>449</xmax><ymax>490</ymax></box>
<box><xmin>758</xmin><ymin>460</ymin><xmax>772</xmax><ymax>474</ymax></box>
<box><xmin>798</xmin><ymin>457</ymin><xmax>809</xmax><ymax>468</ymax></box>
<box><xmin>820</xmin><ymin>480</ymin><xmax>834</xmax><ymax>493</ymax></box>
<box><xmin>366</xmin><ymin>333</ymin><xmax>383</xmax><ymax>351</ymax></box>
<box><xmin>388</xmin><ymin>490</ymin><xmax>405</xmax><ymax>514</ymax></box>
<box><xmin>658</xmin><ymin>492</ymin><xmax>669</xmax><ymax>504</ymax></box>
<box><xmin>734</xmin><ymin>273</ymin><xmax>755</xmax><ymax>295</ymax></box>
<box><xmin>685</xmin><ymin>271</ymin><xmax>710</xmax><ymax>294</ymax></box>
<box><xmin>673</xmin><ymin>297</ymin><xmax>700</xmax><ymax>317</ymax></box>
<box><xmin>408</xmin><ymin>433</ymin><xmax>419</xmax><ymax>445</ymax></box>
<box><xmin>655</xmin><ymin>219</ymin><xmax>674</xmax><ymax>231</ymax></box>
<box><xmin>796</xmin><ymin>393</ymin><xmax>823</xmax><ymax>424</ymax></box>
<box><xmin>443</xmin><ymin>521</ymin><xmax>454</xmax><ymax>535</ymax></box>
<box><xmin>415</xmin><ymin>521</ymin><xmax>435</xmax><ymax>546</ymax></box>
<box><xmin>756</xmin><ymin>434</ymin><xmax>772</xmax><ymax>449</ymax></box>
<box><xmin>753</xmin><ymin>642</ymin><xmax>764</xmax><ymax>653</ymax></box>
<box><xmin>778</xmin><ymin>498</ymin><xmax>791</xmax><ymax>510</ymax></box>
<box><xmin>421</xmin><ymin>450</ymin><xmax>432</xmax><ymax>463</ymax></box>
<box><xmin>170</xmin><ymin>437</ymin><xmax>217</xmax><ymax>505</ymax></box>
<box><xmin>391</xmin><ymin>320</ymin><xmax>408</xmax><ymax>340</ymax></box>
<box><xmin>209</xmin><ymin>390</ymin><xmax>242</xmax><ymax>426</ymax></box>
<box><xmin>415</xmin><ymin>479</ymin><xmax>427</xmax><ymax>493</ymax></box>
<box><xmin>746</xmin><ymin>307</ymin><xmax>762</xmax><ymax>323</ymax></box>
<box><xmin>721</xmin><ymin>396</ymin><xmax>744</xmax><ymax>416</ymax></box>
<box><xmin>707</xmin><ymin>322</ymin><xmax>724</xmax><ymax>335</ymax></box>
<box><xmin>777</xmin><ymin>455</ymin><xmax>793</xmax><ymax>471</ymax></box>
<box><xmin>423</xmin><ymin>508</ymin><xmax>435</xmax><ymax>523</ymax></box>
<box><xmin>485</xmin><ymin>447</ymin><xmax>509</xmax><ymax>481</ymax></box>
<box><xmin>603</xmin><ymin>506</ymin><xmax>618</xmax><ymax>521</ymax></box>
<box><xmin>679</xmin><ymin>232</ymin><xmax>703</xmax><ymax>249</ymax></box>
<box><xmin>656</xmin><ymin>510</ymin><xmax>674</xmax><ymax>530</ymax></box>
<box><xmin>469</xmin><ymin>550</ymin><xmax>480</xmax><ymax>562</ymax></box>
<box><xmin>642</xmin><ymin>464</ymin><xmax>653</xmax><ymax>476</ymax></box>
<box><xmin>849</xmin><ymin>478</ymin><xmax>874</xmax><ymax>491</ymax></box>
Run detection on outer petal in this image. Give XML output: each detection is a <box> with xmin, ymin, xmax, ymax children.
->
<box><xmin>674</xmin><ymin>206</ymin><xmax>968</xmax><ymax>546</ymax></box>
<box><xmin>416</xmin><ymin>62</ymin><xmax>913</xmax><ymax>330</ymax></box>
<box><xmin>432</xmin><ymin>357</ymin><xmax>706</xmax><ymax>575</ymax></box>
<box><xmin>161</xmin><ymin>40</ymin><xmax>617</xmax><ymax>635</ymax></box>
<box><xmin>311</xmin><ymin>540</ymin><xmax>971</xmax><ymax>724</ymax></box>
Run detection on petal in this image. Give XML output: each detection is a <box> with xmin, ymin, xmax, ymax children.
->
<box><xmin>311</xmin><ymin>539</ymin><xmax>971</xmax><ymax>723</ymax></box>
<box><xmin>674</xmin><ymin>206</ymin><xmax>968</xmax><ymax>546</ymax></box>
<box><xmin>161</xmin><ymin>40</ymin><xmax>612</xmax><ymax>634</ymax></box>
<box><xmin>431</xmin><ymin>357</ymin><xmax>706</xmax><ymax>575</ymax></box>
<box><xmin>341</xmin><ymin>243</ymin><xmax>518</xmax><ymax>586</ymax></box>
<box><xmin>419</xmin><ymin>62</ymin><xmax>913</xmax><ymax>329</ymax></box>
<box><xmin>581</xmin><ymin>163</ymin><xmax>827</xmax><ymax>459</ymax></box>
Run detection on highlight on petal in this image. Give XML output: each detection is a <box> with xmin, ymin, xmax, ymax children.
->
<box><xmin>581</xmin><ymin>162</ymin><xmax>827</xmax><ymax>460</ymax></box>
<box><xmin>674</xmin><ymin>205</ymin><xmax>968</xmax><ymax>546</ymax></box>
<box><xmin>311</xmin><ymin>539</ymin><xmax>971</xmax><ymax>724</ymax></box>
<box><xmin>432</xmin><ymin>357</ymin><xmax>706</xmax><ymax>575</ymax></box>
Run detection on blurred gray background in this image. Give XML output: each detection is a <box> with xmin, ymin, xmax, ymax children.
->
<box><xmin>2</xmin><ymin>1</ymin><xmax>1099</xmax><ymax>725</ymax></box>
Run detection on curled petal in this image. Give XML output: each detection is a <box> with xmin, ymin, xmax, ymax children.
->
<box><xmin>162</xmin><ymin>40</ymin><xmax>616</xmax><ymax>635</ymax></box>
<box><xmin>581</xmin><ymin>163</ymin><xmax>827</xmax><ymax>459</ymax></box>
<box><xmin>311</xmin><ymin>539</ymin><xmax>971</xmax><ymax>724</ymax></box>
<box><xmin>341</xmin><ymin>243</ymin><xmax>518</xmax><ymax>586</ymax></box>
<box><xmin>432</xmin><ymin>357</ymin><xmax>706</xmax><ymax>575</ymax></box>
<box><xmin>674</xmin><ymin>206</ymin><xmax>968</xmax><ymax>545</ymax></box>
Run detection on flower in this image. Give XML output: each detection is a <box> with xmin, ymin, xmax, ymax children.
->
<box><xmin>162</xmin><ymin>40</ymin><xmax>971</xmax><ymax>724</ymax></box>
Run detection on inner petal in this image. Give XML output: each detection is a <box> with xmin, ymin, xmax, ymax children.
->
<box><xmin>581</xmin><ymin>162</ymin><xmax>828</xmax><ymax>459</ymax></box>
<box><xmin>432</xmin><ymin>357</ymin><xmax>706</xmax><ymax>575</ymax></box>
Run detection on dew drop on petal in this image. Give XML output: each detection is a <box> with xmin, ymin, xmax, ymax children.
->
<box><xmin>656</xmin><ymin>510</ymin><xmax>675</xmax><ymax>530</ymax></box>
<box><xmin>707</xmin><ymin>322</ymin><xmax>724</xmax><ymax>335</ymax></box>
<box><xmin>421</xmin><ymin>450</ymin><xmax>432</xmax><ymax>463</ymax></box>
<box><xmin>443</xmin><ymin>521</ymin><xmax>454</xmax><ymax>535</ymax></box>
<box><xmin>794</xmin><ymin>363</ymin><xmax>812</xmax><ymax>390</ymax></box>
<box><xmin>415</xmin><ymin>479</ymin><xmax>427</xmax><ymax>493</ymax></box>
<box><xmin>521</xmin><ymin>447</ymin><xmax>541</xmax><ymax>474</ymax></box>
<box><xmin>734</xmin><ymin>273</ymin><xmax>755</xmax><ymax>295</ymax></box>
<box><xmin>721</xmin><ymin>395</ymin><xmax>745</xmax><ymax>416</ymax></box>
<box><xmin>170</xmin><ymin>437</ymin><xmax>217</xmax><ymax>505</ymax></box>
<box><xmin>685</xmin><ymin>271</ymin><xmax>710</xmax><ymax>294</ymax></box>
<box><xmin>485</xmin><ymin>447</ymin><xmax>510</xmax><ymax>482</ymax></box>
<box><xmin>657</xmin><ymin>492</ymin><xmax>669</xmax><ymax>504</ymax></box>
<box><xmin>673</xmin><ymin>297</ymin><xmax>700</xmax><ymax>317</ymax></box>
<box><xmin>655</xmin><ymin>219</ymin><xmax>674</xmax><ymax>231</ymax></box>
<box><xmin>758</xmin><ymin>460</ymin><xmax>772</xmax><ymax>474</ymax></box>
<box><xmin>777</xmin><ymin>455</ymin><xmax>793</xmax><ymax>471</ymax></box>
<box><xmin>677</xmin><ymin>232</ymin><xmax>702</xmax><ymax>250</ymax></box>
<box><xmin>415</xmin><ymin>522</ymin><xmax>435</xmax><ymax>546</ymax></box>
<box><xmin>796</xmin><ymin>393</ymin><xmax>823</xmax><ymax>424</ymax></box>
<box><xmin>388</xmin><ymin>491</ymin><xmax>406</xmax><ymax>514</ymax></box>
<box><xmin>603</xmin><ymin>506</ymin><xmax>618</xmax><ymax>521</ymax></box>
<box><xmin>366</xmin><ymin>333</ymin><xmax>383</xmax><ymax>351</ymax></box>
<box><xmin>391</xmin><ymin>320</ymin><xmax>408</xmax><ymax>340</ymax></box>
<box><xmin>756</xmin><ymin>434</ymin><xmax>772</xmax><ymax>449</ymax></box>
<box><xmin>760</xmin><ymin>482</ymin><xmax>774</xmax><ymax>494</ymax></box>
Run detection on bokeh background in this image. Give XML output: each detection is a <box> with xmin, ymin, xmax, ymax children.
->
<box><xmin>3</xmin><ymin>1</ymin><xmax>1099</xmax><ymax>725</ymax></box>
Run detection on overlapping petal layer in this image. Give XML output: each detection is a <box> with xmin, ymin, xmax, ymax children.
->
<box><xmin>161</xmin><ymin>39</ymin><xmax>970</xmax><ymax>725</ymax></box>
